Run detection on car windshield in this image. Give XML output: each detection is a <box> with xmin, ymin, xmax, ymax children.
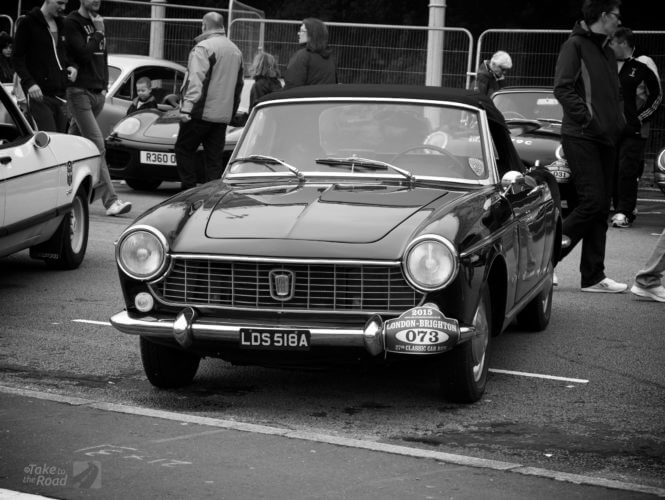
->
<box><xmin>228</xmin><ymin>101</ymin><xmax>490</xmax><ymax>182</ymax></box>
<box><xmin>108</xmin><ymin>66</ymin><xmax>122</xmax><ymax>88</ymax></box>
<box><xmin>492</xmin><ymin>91</ymin><xmax>563</xmax><ymax>122</ymax></box>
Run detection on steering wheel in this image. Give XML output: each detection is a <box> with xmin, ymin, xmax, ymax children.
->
<box><xmin>392</xmin><ymin>145</ymin><xmax>464</xmax><ymax>171</ymax></box>
<box><xmin>502</xmin><ymin>111</ymin><xmax>527</xmax><ymax>120</ymax></box>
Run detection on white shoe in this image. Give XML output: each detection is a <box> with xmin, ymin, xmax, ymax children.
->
<box><xmin>630</xmin><ymin>284</ymin><xmax>665</xmax><ymax>302</ymax></box>
<box><xmin>611</xmin><ymin>213</ymin><xmax>630</xmax><ymax>228</ymax></box>
<box><xmin>106</xmin><ymin>199</ymin><xmax>132</xmax><ymax>216</ymax></box>
<box><xmin>553</xmin><ymin>272</ymin><xmax>558</xmax><ymax>286</ymax></box>
<box><xmin>581</xmin><ymin>277</ymin><xmax>628</xmax><ymax>293</ymax></box>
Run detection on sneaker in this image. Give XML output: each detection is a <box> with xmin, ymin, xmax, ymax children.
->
<box><xmin>630</xmin><ymin>284</ymin><xmax>665</xmax><ymax>302</ymax></box>
<box><xmin>106</xmin><ymin>199</ymin><xmax>132</xmax><ymax>216</ymax></box>
<box><xmin>581</xmin><ymin>277</ymin><xmax>628</xmax><ymax>293</ymax></box>
<box><xmin>553</xmin><ymin>272</ymin><xmax>558</xmax><ymax>286</ymax></box>
<box><xmin>611</xmin><ymin>213</ymin><xmax>630</xmax><ymax>228</ymax></box>
<box><xmin>561</xmin><ymin>235</ymin><xmax>572</xmax><ymax>249</ymax></box>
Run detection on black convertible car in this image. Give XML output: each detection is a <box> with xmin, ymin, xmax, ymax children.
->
<box><xmin>110</xmin><ymin>85</ymin><xmax>562</xmax><ymax>403</ymax></box>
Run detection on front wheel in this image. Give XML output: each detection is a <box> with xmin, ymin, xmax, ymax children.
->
<box><xmin>44</xmin><ymin>189</ymin><xmax>89</xmax><ymax>269</ymax></box>
<box><xmin>140</xmin><ymin>337</ymin><xmax>201</xmax><ymax>388</ymax></box>
<box><xmin>438</xmin><ymin>287</ymin><xmax>492</xmax><ymax>403</ymax></box>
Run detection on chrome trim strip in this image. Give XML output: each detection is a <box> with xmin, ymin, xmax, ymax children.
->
<box><xmin>168</xmin><ymin>254</ymin><xmax>402</xmax><ymax>266</ymax></box>
<box><xmin>459</xmin><ymin>223</ymin><xmax>515</xmax><ymax>259</ymax></box>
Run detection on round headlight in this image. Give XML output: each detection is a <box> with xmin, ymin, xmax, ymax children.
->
<box><xmin>657</xmin><ymin>149</ymin><xmax>665</xmax><ymax>172</ymax></box>
<box><xmin>403</xmin><ymin>236</ymin><xmax>458</xmax><ymax>291</ymax></box>
<box><xmin>113</xmin><ymin>116</ymin><xmax>141</xmax><ymax>136</ymax></box>
<box><xmin>117</xmin><ymin>227</ymin><xmax>168</xmax><ymax>280</ymax></box>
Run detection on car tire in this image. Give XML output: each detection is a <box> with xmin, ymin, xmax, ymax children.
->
<box><xmin>140</xmin><ymin>337</ymin><xmax>200</xmax><ymax>388</ymax></box>
<box><xmin>439</xmin><ymin>287</ymin><xmax>492</xmax><ymax>404</ymax></box>
<box><xmin>44</xmin><ymin>188</ymin><xmax>89</xmax><ymax>270</ymax></box>
<box><xmin>517</xmin><ymin>263</ymin><xmax>553</xmax><ymax>331</ymax></box>
<box><xmin>126</xmin><ymin>178</ymin><xmax>162</xmax><ymax>191</ymax></box>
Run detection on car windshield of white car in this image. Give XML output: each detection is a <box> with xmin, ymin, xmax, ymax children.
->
<box><xmin>227</xmin><ymin>101</ymin><xmax>490</xmax><ymax>183</ymax></box>
<box><xmin>493</xmin><ymin>92</ymin><xmax>563</xmax><ymax>123</ymax></box>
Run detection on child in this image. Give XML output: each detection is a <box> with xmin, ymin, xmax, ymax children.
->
<box><xmin>126</xmin><ymin>76</ymin><xmax>158</xmax><ymax>115</ymax></box>
<box><xmin>249</xmin><ymin>51</ymin><xmax>282</xmax><ymax>112</ymax></box>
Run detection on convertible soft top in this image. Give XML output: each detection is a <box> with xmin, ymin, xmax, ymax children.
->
<box><xmin>258</xmin><ymin>84</ymin><xmax>506</xmax><ymax>126</ymax></box>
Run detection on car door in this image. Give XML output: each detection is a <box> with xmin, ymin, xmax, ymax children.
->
<box><xmin>0</xmin><ymin>87</ymin><xmax>58</xmax><ymax>253</ymax></box>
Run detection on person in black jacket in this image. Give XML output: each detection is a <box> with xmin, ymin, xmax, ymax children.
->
<box><xmin>474</xmin><ymin>51</ymin><xmax>512</xmax><ymax>96</ymax></box>
<box><xmin>12</xmin><ymin>0</ymin><xmax>77</xmax><ymax>132</ymax></box>
<box><xmin>553</xmin><ymin>0</ymin><xmax>626</xmax><ymax>293</ymax></box>
<box><xmin>0</xmin><ymin>32</ymin><xmax>14</xmax><ymax>84</ymax></box>
<box><xmin>64</xmin><ymin>0</ymin><xmax>131</xmax><ymax>217</ymax></box>
<box><xmin>284</xmin><ymin>18</ymin><xmax>337</xmax><ymax>89</ymax></box>
<box><xmin>249</xmin><ymin>51</ymin><xmax>282</xmax><ymax>112</ymax></box>
<box><xmin>609</xmin><ymin>27</ymin><xmax>662</xmax><ymax>228</ymax></box>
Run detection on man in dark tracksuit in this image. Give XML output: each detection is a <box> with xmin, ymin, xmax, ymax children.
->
<box><xmin>609</xmin><ymin>27</ymin><xmax>662</xmax><ymax>228</ymax></box>
<box><xmin>12</xmin><ymin>0</ymin><xmax>77</xmax><ymax>132</ymax></box>
<box><xmin>553</xmin><ymin>0</ymin><xmax>626</xmax><ymax>292</ymax></box>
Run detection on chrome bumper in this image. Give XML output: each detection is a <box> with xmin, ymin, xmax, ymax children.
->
<box><xmin>110</xmin><ymin>309</ymin><xmax>476</xmax><ymax>356</ymax></box>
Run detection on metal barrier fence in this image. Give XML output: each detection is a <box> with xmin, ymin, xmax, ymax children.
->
<box><xmin>477</xmin><ymin>29</ymin><xmax>665</xmax><ymax>170</ymax></box>
<box><xmin>229</xmin><ymin>19</ymin><xmax>474</xmax><ymax>87</ymax></box>
<box><xmin>104</xmin><ymin>0</ymin><xmax>263</xmax><ymax>65</ymax></box>
<box><xmin>0</xmin><ymin>15</ymin><xmax>13</xmax><ymax>36</ymax></box>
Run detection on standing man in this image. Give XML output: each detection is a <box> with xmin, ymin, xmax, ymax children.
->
<box><xmin>12</xmin><ymin>0</ymin><xmax>77</xmax><ymax>132</ymax></box>
<box><xmin>64</xmin><ymin>0</ymin><xmax>131</xmax><ymax>216</ymax></box>
<box><xmin>474</xmin><ymin>50</ymin><xmax>512</xmax><ymax>96</ymax></box>
<box><xmin>609</xmin><ymin>27</ymin><xmax>662</xmax><ymax>228</ymax></box>
<box><xmin>175</xmin><ymin>12</ymin><xmax>243</xmax><ymax>190</ymax></box>
<box><xmin>553</xmin><ymin>0</ymin><xmax>626</xmax><ymax>293</ymax></box>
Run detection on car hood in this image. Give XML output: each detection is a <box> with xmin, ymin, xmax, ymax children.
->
<box><xmin>508</xmin><ymin>121</ymin><xmax>561</xmax><ymax>165</ymax></box>
<box><xmin>205</xmin><ymin>183</ymin><xmax>450</xmax><ymax>243</ymax></box>
<box><xmin>138</xmin><ymin>112</ymin><xmax>243</xmax><ymax>145</ymax></box>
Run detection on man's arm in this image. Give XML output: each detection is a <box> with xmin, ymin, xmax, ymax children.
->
<box><xmin>180</xmin><ymin>45</ymin><xmax>209</xmax><ymax>116</ymax></box>
<box><xmin>553</xmin><ymin>40</ymin><xmax>589</xmax><ymax>126</ymax></box>
<box><xmin>11</xmin><ymin>20</ymin><xmax>36</xmax><ymax>91</ymax></box>
<box><xmin>637</xmin><ymin>61</ymin><xmax>662</xmax><ymax>124</ymax></box>
<box><xmin>232</xmin><ymin>64</ymin><xmax>244</xmax><ymax>117</ymax></box>
<box><xmin>63</xmin><ymin>16</ymin><xmax>104</xmax><ymax>66</ymax></box>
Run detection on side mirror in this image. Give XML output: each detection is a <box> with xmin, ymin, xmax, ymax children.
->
<box><xmin>500</xmin><ymin>170</ymin><xmax>524</xmax><ymax>190</ymax></box>
<box><xmin>33</xmin><ymin>130</ymin><xmax>50</xmax><ymax>149</ymax></box>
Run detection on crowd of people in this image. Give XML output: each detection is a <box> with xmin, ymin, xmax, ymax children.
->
<box><xmin>2</xmin><ymin>0</ymin><xmax>663</xmax><ymax>300</ymax></box>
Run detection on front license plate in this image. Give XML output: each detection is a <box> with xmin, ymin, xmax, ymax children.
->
<box><xmin>239</xmin><ymin>329</ymin><xmax>310</xmax><ymax>350</ymax></box>
<box><xmin>140</xmin><ymin>151</ymin><xmax>176</xmax><ymax>166</ymax></box>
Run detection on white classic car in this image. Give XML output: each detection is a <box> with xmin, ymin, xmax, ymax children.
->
<box><xmin>0</xmin><ymin>84</ymin><xmax>101</xmax><ymax>269</ymax></box>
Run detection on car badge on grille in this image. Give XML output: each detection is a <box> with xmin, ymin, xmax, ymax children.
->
<box><xmin>269</xmin><ymin>270</ymin><xmax>295</xmax><ymax>301</ymax></box>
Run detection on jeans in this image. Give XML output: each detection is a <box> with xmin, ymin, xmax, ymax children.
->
<box><xmin>174</xmin><ymin>118</ymin><xmax>227</xmax><ymax>189</ymax></box>
<box><xmin>635</xmin><ymin>228</ymin><xmax>665</xmax><ymax>288</ymax></box>
<box><xmin>560</xmin><ymin>136</ymin><xmax>616</xmax><ymax>288</ymax></box>
<box><xmin>29</xmin><ymin>95</ymin><xmax>69</xmax><ymax>133</ymax></box>
<box><xmin>66</xmin><ymin>87</ymin><xmax>117</xmax><ymax>208</ymax></box>
<box><xmin>614</xmin><ymin>135</ymin><xmax>645</xmax><ymax>220</ymax></box>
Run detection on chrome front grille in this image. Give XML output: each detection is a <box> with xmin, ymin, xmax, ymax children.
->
<box><xmin>150</xmin><ymin>257</ymin><xmax>422</xmax><ymax>313</ymax></box>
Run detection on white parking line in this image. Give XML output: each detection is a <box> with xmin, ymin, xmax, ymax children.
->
<box><xmin>73</xmin><ymin>320</ymin><xmax>590</xmax><ymax>385</ymax></box>
<box><xmin>489</xmin><ymin>368</ymin><xmax>588</xmax><ymax>384</ymax></box>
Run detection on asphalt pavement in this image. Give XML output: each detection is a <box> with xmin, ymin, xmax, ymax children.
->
<box><xmin>1</xmin><ymin>387</ymin><xmax>662</xmax><ymax>500</ymax></box>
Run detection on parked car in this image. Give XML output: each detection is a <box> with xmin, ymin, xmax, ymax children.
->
<box><xmin>491</xmin><ymin>87</ymin><xmax>575</xmax><ymax>210</ymax></box>
<box><xmin>656</xmin><ymin>146</ymin><xmax>665</xmax><ymax>196</ymax></box>
<box><xmin>105</xmin><ymin>79</ymin><xmax>253</xmax><ymax>191</ymax></box>
<box><xmin>100</xmin><ymin>54</ymin><xmax>187</xmax><ymax>138</ymax></box>
<box><xmin>0</xmin><ymin>84</ymin><xmax>101</xmax><ymax>269</ymax></box>
<box><xmin>110</xmin><ymin>84</ymin><xmax>562</xmax><ymax>403</ymax></box>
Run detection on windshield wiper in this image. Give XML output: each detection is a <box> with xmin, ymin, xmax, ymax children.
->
<box><xmin>315</xmin><ymin>156</ymin><xmax>414</xmax><ymax>184</ymax></box>
<box><xmin>535</xmin><ymin>118</ymin><xmax>562</xmax><ymax>124</ymax></box>
<box><xmin>229</xmin><ymin>154</ymin><xmax>304</xmax><ymax>180</ymax></box>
